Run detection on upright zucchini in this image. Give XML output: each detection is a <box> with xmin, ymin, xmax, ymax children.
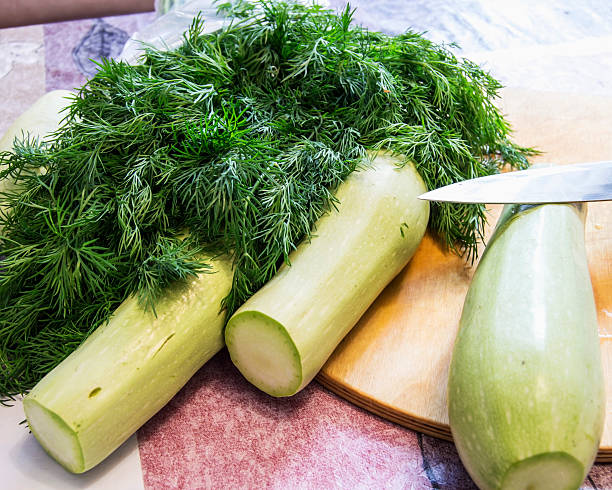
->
<box><xmin>448</xmin><ymin>203</ymin><xmax>605</xmax><ymax>490</ymax></box>
<box><xmin>225</xmin><ymin>152</ymin><xmax>429</xmax><ymax>397</ymax></box>
<box><xmin>23</xmin><ymin>256</ymin><xmax>233</xmax><ymax>473</ymax></box>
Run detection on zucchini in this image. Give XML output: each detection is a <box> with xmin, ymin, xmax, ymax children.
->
<box><xmin>1</xmin><ymin>90</ymin><xmax>72</xmax><ymax>222</ymax></box>
<box><xmin>448</xmin><ymin>203</ymin><xmax>605</xmax><ymax>490</ymax></box>
<box><xmin>225</xmin><ymin>152</ymin><xmax>429</xmax><ymax>397</ymax></box>
<box><xmin>0</xmin><ymin>90</ymin><xmax>71</xmax><ymax>153</ymax></box>
<box><xmin>23</xmin><ymin>256</ymin><xmax>233</xmax><ymax>473</ymax></box>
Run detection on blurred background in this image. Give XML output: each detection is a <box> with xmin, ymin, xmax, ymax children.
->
<box><xmin>2</xmin><ymin>0</ymin><xmax>612</xmax><ymax>134</ymax></box>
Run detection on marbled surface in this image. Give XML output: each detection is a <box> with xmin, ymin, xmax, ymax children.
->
<box><xmin>2</xmin><ymin>1</ymin><xmax>612</xmax><ymax>488</ymax></box>
<box><xmin>328</xmin><ymin>0</ymin><xmax>612</xmax><ymax>96</ymax></box>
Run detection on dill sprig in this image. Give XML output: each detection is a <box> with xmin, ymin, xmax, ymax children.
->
<box><xmin>0</xmin><ymin>0</ymin><xmax>532</xmax><ymax>400</ymax></box>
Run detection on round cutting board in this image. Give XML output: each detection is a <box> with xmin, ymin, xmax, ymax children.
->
<box><xmin>316</xmin><ymin>88</ymin><xmax>612</xmax><ymax>463</ymax></box>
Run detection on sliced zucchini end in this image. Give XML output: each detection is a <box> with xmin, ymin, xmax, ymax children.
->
<box><xmin>500</xmin><ymin>451</ymin><xmax>584</xmax><ymax>490</ymax></box>
<box><xmin>23</xmin><ymin>397</ymin><xmax>85</xmax><ymax>474</ymax></box>
<box><xmin>225</xmin><ymin>310</ymin><xmax>302</xmax><ymax>397</ymax></box>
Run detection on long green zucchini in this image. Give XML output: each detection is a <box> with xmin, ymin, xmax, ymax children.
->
<box><xmin>0</xmin><ymin>90</ymin><xmax>71</xmax><ymax>153</ymax></box>
<box><xmin>225</xmin><ymin>152</ymin><xmax>429</xmax><ymax>397</ymax></box>
<box><xmin>448</xmin><ymin>203</ymin><xmax>605</xmax><ymax>490</ymax></box>
<box><xmin>23</xmin><ymin>256</ymin><xmax>233</xmax><ymax>473</ymax></box>
<box><xmin>0</xmin><ymin>90</ymin><xmax>71</xmax><ymax>224</ymax></box>
<box><xmin>5</xmin><ymin>94</ymin><xmax>233</xmax><ymax>474</ymax></box>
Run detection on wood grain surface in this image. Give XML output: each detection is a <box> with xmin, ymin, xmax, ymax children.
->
<box><xmin>317</xmin><ymin>87</ymin><xmax>612</xmax><ymax>462</ymax></box>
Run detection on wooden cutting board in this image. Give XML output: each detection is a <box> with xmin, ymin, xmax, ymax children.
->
<box><xmin>316</xmin><ymin>87</ymin><xmax>612</xmax><ymax>463</ymax></box>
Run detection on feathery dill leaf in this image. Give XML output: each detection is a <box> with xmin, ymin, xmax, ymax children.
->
<box><xmin>0</xmin><ymin>0</ymin><xmax>533</xmax><ymax>399</ymax></box>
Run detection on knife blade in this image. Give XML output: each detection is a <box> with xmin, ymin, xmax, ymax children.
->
<box><xmin>418</xmin><ymin>161</ymin><xmax>612</xmax><ymax>204</ymax></box>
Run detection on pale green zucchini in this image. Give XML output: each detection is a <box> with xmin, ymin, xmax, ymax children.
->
<box><xmin>448</xmin><ymin>203</ymin><xmax>605</xmax><ymax>490</ymax></box>
<box><xmin>0</xmin><ymin>90</ymin><xmax>71</xmax><ymax>153</ymax></box>
<box><xmin>0</xmin><ymin>90</ymin><xmax>72</xmax><ymax>224</ymax></box>
<box><xmin>23</xmin><ymin>256</ymin><xmax>233</xmax><ymax>473</ymax></box>
<box><xmin>225</xmin><ymin>151</ymin><xmax>430</xmax><ymax>397</ymax></box>
<box><xmin>6</xmin><ymin>94</ymin><xmax>234</xmax><ymax>474</ymax></box>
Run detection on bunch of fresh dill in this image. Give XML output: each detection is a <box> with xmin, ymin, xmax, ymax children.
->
<box><xmin>0</xmin><ymin>0</ymin><xmax>532</xmax><ymax>399</ymax></box>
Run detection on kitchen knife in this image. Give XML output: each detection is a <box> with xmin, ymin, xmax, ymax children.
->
<box><xmin>418</xmin><ymin>161</ymin><xmax>612</xmax><ymax>204</ymax></box>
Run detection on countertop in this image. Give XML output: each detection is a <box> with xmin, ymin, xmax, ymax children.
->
<box><xmin>1</xmin><ymin>1</ymin><xmax>612</xmax><ymax>488</ymax></box>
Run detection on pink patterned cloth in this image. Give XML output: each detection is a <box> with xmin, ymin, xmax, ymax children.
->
<box><xmin>138</xmin><ymin>351</ymin><xmax>477</xmax><ymax>489</ymax></box>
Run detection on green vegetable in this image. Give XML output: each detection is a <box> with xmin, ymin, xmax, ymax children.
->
<box><xmin>23</xmin><ymin>255</ymin><xmax>233</xmax><ymax>473</ymax></box>
<box><xmin>225</xmin><ymin>151</ymin><xmax>428</xmax><ymax>396</ymax></box>
<box><xmin>448</xmin><ymin>203</ymin><xmax>605</xmax><ymax>490</ymax></box>
<box><xmin>0</xmin><ymin>0</ymin><xmax>532</xmax><ymax>399</ymax></box>
<box><xmin>0</xmin><ymin>90</ymin><xmax>71</xmax><ymax>227</ymax></box>
<box><xmin>0</xmin><ymin>91</ymin><xmax>70</xmax><ymax>154</ymax></box>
